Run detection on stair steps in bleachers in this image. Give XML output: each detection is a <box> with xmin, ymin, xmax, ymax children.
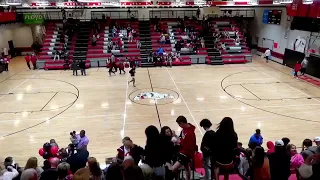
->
<box><xmin>73</xmin><ymin>22</ymin><xmax>90</xmax><ymax>61</ymax></box>
<box><xmin>204</xmin><ymin>34</ymin><xmax>224</xmax><ymax>65</ymax></box>
<box><xmin>139</xmin><ymin>21</ymin><xmax>154</xmax><ymax>67</ymax></box>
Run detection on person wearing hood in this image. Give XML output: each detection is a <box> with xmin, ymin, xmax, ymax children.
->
<box><xmin>266</xmin><ymin>141</ymin><xmax>275</xmax><ymax>155</ymax></box>
<box><xmin>168</xmin><ymin>115</ymin><xmax>196</xmax><ymax>180</ymax></box>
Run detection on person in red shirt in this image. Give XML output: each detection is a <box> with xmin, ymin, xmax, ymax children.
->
<box><xmin>31</xmin><ymin>54</ymin><xmax>37</xmax><ymax>70</ymax></box>
<box><xmin>25</xmin><ymin>54</ymin><xmax>31</xmax><ymax>70</ymax></box>
<box><xmin>294</xmin><ymin>61</ymin><xmax>302</xmax><ymax>79</ymax></box>
<box><xmin>3</xmin><ymin>55</ymin><xmax>10</xmax><ymax>71</ymax></box>
<box><xmin>168</xmin><ymin>116</ymin><xmax>196</xmax><ymax>180</ymax></box>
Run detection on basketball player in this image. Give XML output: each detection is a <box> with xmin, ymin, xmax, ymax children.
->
<box><xmin>128</xmin><ymin>66</ymin><xmax>136</xmax><ymax>87</ymax></box>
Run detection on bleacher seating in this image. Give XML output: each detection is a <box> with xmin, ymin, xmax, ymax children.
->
<box><xmin>212</xmin><ymin>19</ymin><xmax>252</xmax><ymax>64</ymax></box>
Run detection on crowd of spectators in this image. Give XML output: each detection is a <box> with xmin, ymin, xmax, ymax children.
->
<box><xmin>0</xmin><ymin>117</ymin><xmax>319</xmax><ymax>180</ymax></box>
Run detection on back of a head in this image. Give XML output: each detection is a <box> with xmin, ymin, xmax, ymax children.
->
<box><xmin>106</xmin><ymin>162</ymin><xmax>123</xmax><ymax>180</ymax></box>
<box><xmin>302</xmin><ymin>139</ymin><xmax>313</xmax><ymax>148</ymax></box>
<box><xmin>20</xmin><ymin>168</ymin><xmax>37</xmax><ymax>180</ymax></box>
<box><xmin>176</xmin><ymin>115</ymin><xmax>187</xmax><ymax>124</ymax></box>
<box><xmin>253</xmin><ymin>146</ymin><xmax>265</xmax><ymax>168</ymax></box>
<box><xmin>123</xmin><ymin>166</ymin><xmax>143</xmax><ymax>180</ymax></box>
<box><xmin>145</xmin><ymin>125</ymin><xmax>160</xmax><ymax>142</ymax></box>
<box><xmin>199</xmin><ymin>119</ymin><xmax>212</xmax><ymax>129</ymax></box>
<box><xmin>73</xmin><ymin>168</ymin><xmax>90</xmax><ymax>180</ymax></box>
<box><xmin>88</xmin><ymin>158</ymin><xmax>101</xmax><ymax>178</ymax></box>
<box><xmin>217</xmin><ymin>117</ymin><xmax>235</xmax><ymax>135</ymax></box>
<box><xmin>57</xmin><ymin>162</ymin><xmax>70</xmax><ymax>179</ymax></box>
<box><xmin>139</xmin><ymin>164</ymin><xmax>153</xmax><ymax>180</ymax></box>
<box><xmin>255</xmin><ymin>129</ymin><xmax>261</xmax><ymax>134</ymax></box>
<box><xmin>50</xmin><ymin>157</ymin><xmax>60</xmax><ymax>168</ymax></box>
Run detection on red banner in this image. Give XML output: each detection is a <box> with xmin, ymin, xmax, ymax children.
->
<box><xmin>0</xmin><ymin>12</ymin><xmax>16</xmax><ymax>23</ymax></box>
<box><xmin>287</xmin><ymin>0</ymin><xmax>320</xmax><ymax>18</ymax></box>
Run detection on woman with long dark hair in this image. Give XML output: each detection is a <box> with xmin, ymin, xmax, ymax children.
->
<box><xmin>213</xmin><ymin>117</ymin><xmax>238</xmax><ymax>180</ymax></box>
<box><xmin>268</xmin><ymin>140</ymin><xmax>291</xmax><ymax>180</ymax></box>
<box><xmin>252</xmin><ymin>147</ymin><xmax>271</xmax><ymax>180</ymax></box>
<box><xmin>144</xmin><ymin>125</ymin><xmax>167</xmax><ymax>179</ymax></box>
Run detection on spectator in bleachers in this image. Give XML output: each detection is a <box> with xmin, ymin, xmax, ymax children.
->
<box><xmin>315</xmin><ymin>137</ymin><xmax>320</xmax><ymax>146</ymax></box>
<box><xmin>267</xmin><ymin>141</ymin><xmax>275</xmax><ymax>155</ymax></box>
<box><xmin>268</xmin><ymin>140</ymin><xmax>291</xmax><ymax>180</ymax></box>
<box><xmin>287</xmin><ymin>144</ymin><xmax>304</xmax><ymax>171</ymax></box>
<box><xmin>0</xmin><ymin>164</ymin><xmax>19</xmax><ymax>180</ymax></box>
<box><xmin>87</xmin><ymin>157</ymin><xmax>104</xmax><ymax>180</ymax></box>
<box><xmin>123</xmin><ymin>163</ymin><xmax>144</xmax><ymax>180</ymax></box>
<box><xmin>40</xmin><ymin>157</ymin><xmax>59</xmax><ymax>180</ymax></box>
<box><xmin>112</xmin><ymin>26</ymin><xmax>117</xmax><ymax>37</ymax></box>
<box><xmin>200</xmin><ymin>119</ymin><xmax>216</xmax><ymax>180</ymax></box>
<box><xmin>147</xmin><ymin>51</ymin><xmax>153</xmax><ymax>63</ymax></box>
<box><xmin>20</xmin><ymin>168</ymin><xmax>38</xmax><ymax>180</ymax></box>
<box><xmin>23</xmin><ymin>157</ymin><xmax>43</xmax><ymax>178</ymax></box>
<box><xmin>115</xmin><ymin>137</ymin><xmax>143</xmax><ymax>165</ymax></box>
<box><xmin>297</xmin><ymin>146</ymin><xmax>320</xmax><ymax>180</ymax></box>
<box><xmin>57</xmin><ymin>162</ymin><xmax>73</xmax><ymax>180</ymax></box>
<box><xmin>213</xmin><ymin>117</ymin><xmax>238</xmax><ymax>180</ymax></box>
<box><xmin>73</xmin><ymin>168</ymin><xmax>90</xmax><ymax>180</ymax></box>
<box><xmin>105</xmin><ymin>162</ymin><xmax>123</xmax><ymax>180</ymax></box>
<box><xmin>168</xmin><ymin>116</ymin><xmax>196</xmax><ymax>180</ymax></box>
<box><xmin>252</xmin><ymin>146</ymin><xmax>271</xmax><ymax>180</ymax></box>
<box><xmin>221</xmin><ymin>42</ymin><xmax>226</xmax><ymax>51</ymax></box>
<box><xmin>132</xmin><ymin>29</ymin><xmax>137</xmax><ymax>37</ymax></box>
<box><xmin>92</xmin><ymin>35</ymin><xmax>97</xmax><ymax>46</ymax></box>
<box><xmin>282</xmin><ymin>137</ymin><xmax>291</xmax><ymax>147</ymax></box>
<box><xmin>136</xmin><ymin>40</ymin><xmax>141</xmax><ymax>49</ymax></box>
<box><xmin>53</xmin><ymin>50</ymin><xmax>60</xmax><ymax>62</ymax></box>
<box><xmin>160</xmin><ymin>34</ymin><xmax>166</xmax><ymax>44</ymax></box>
<box><xmin>157</xmin><ymin>46</ymin><xmax>164</xmax><ymax>56</ymax></box>
<box><xmin>144</xmin><ymin>125</ymin><xmax>167</xmax><ymax>179</ymax></box>
<box><xmin>301</xmin><ymin>138</ymin><xmax>317</xmax><ymax>160</ymax></box>
<box><xmin>128</xmin><ymin>31</ymin><xmax>133</xmax><ymax>42</ymax></box>
<box><xmin>67</xmin><ymin>147</ymin><xmax>89</xmax><ymax>174</ymax></box>
<box><xmin>175</xmin><ymin>42</ymin><xmax>181</xmax><ymax>57</ymax></box>
<box><xmin>249</xmin><ymin>129</ymin><xmax>264</xmax><ymax>147</ymax></box>
<box><xmin>134</xmin><ymin>56</ymin><xmax>139</xmax><ymax>67</ymax></box>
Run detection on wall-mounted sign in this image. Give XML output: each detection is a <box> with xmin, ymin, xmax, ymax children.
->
<box><xmin>24</xmin><ymin>14</ymin><xmax>44</xmax><ymax>24</ymax></box>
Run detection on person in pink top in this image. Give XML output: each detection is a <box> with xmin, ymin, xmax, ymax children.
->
<box><xmin>287</xmin><ymin>144</ymin><xmax>304</xmax><ymax>172</ymax></box>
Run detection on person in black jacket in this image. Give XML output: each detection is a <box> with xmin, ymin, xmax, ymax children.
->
<box><xmin>200</xmin><ymin>119</ymin><xmax>216</xmax><ymax>180</ymax></box>
<box><xmin>79</xmin><ymin>60</ymin><xmax>86</xmax><ymax>76</ymax></box>
<box><xmin>66</xmin><ymin>149</ymin><xmax>89</xmax><ymax>174</ymax></box>
<box><xmin>144</xmin><ymin>125</ymin><xmax>167</xmax><ymax>179</ymax></box>
<box><xmin>268</xmin><ymin>140</ymin><xmax>291</xmax><ymax>180</ymax></box>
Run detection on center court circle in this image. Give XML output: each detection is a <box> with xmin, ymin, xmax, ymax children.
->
<box><xmin>128</xmin><ymin>88</ymin><xmax>179</xmax><ymax>106</ymax></box>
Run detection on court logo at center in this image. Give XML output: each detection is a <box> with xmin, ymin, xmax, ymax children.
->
<box><xmin>134</xmin><ymin>92</ymin><xmax>175</xmax><ymax>101</ymax></box>
<box><xmin>129</xmin><ymin>88</ymin><xmax>179</xmax><ymax>106</ymax></box>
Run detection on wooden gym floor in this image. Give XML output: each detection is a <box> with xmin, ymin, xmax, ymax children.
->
<box><xmin>0</xmin><ymin>55</ymin><xmax>319</xmax><ymax>166</ymax></box>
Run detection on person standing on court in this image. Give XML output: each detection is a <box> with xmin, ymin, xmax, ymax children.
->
<box><xmin>3</xmin><ymin>55</ymin><xmax>10</xmax><ymax>71</ymax></box>
<box><xmin>300</xmin><ymin>57</ymin><xmax>308</xmax><ymax>75</ymax></box>
<box><xmin>76</xmin><ymin>130</ymin><xmax>89</xmax><ymax>150</ymax></box>
<box><xmin>264</xmin><ymin>48</ymin><xmax>271</xmax><ymax>63</ymax></box>
<box><xmin>71</xmin><ymin>60</ymin><xmax>78</xmax><ymax>76</ymax></box>
<box><xmin>249</xmin><ymin>129</ymin><xmax>264</xmax><ymax>147</ymax></box>
<box><xmin>31</xmin><ymin>54</ymin><xmax>37</xmax><ymax>70</ymax></box>
<box><xmin>294</xmin><ymin>61</ymin><xmax>302</xmax><ymax>79</ymax></box>
<box><xmin>200</xmin><ymin>119</ymin><xmax>216</xmax><ymax>180</ymax></box>
<box><xmin>167</xmin><ymin>116</ymin><xmax>196</xmax><ymax>180</ymax></box>
<box><xmin>79</xmin><ymin>60</ymin><xmax>86</xmax><ymax>76</ymax></box>
<box><xmin>24</xmin><ymin>54</ymin><xmax>31</xmax><ymax>70</ymax></box>
<box><xmin>128</xmin><ymin>66</ymin><xmax>136</xmax><ymax>87</ymax></box>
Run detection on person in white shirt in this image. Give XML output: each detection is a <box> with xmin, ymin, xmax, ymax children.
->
<box><xmin>0</xmin><ymin>165</ymin><xmax>19</xmax><ymax>180</ymax></box>
<box><xmin>264</xmin><ymin>48</ymin><xmax>271</xmax><ymax>63</ymax></box>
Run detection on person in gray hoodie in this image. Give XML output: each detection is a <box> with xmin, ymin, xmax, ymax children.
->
<box><xmin>301</xmin><ymin>138</ymin><xmax>317</xmax><ymax>160</ymax></box>
<box><xmin>300</xmin><ymin>57</ymin><xmax>308</xmax><ymax>75</ymax></box>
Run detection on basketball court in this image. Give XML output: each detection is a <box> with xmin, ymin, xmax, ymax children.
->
<box><xmin>0</xmin><ymin>55</ymin><xmax>319</xmax><ymax>165</ymax></box>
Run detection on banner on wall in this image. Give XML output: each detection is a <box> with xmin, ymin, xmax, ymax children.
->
<box><xmin>0</xmin><ymin>12</ymin><xmax>16</xmax><ymax>23</ymax></box>
<box><xmin>24</xmin><ymin>14</ymin><xmax>44</xmax><ymax>24</ymax></box>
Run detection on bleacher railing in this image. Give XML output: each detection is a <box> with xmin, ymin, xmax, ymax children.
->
<box><xmin>208</xmin><ymin>9</ymin><xmax>255</xmax><ymax>18</ymax></box>
<box><xmin>91</xmin><ymin>11</ymin><xmax>138</xmax><ymax>20</ymax></box>
<box><xmin>150</xmin><ymin>10</ymin><xmax>198</xmax><ymax>19</ymax></box>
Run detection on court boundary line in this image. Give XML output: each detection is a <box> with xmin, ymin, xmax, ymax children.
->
<box><xmin>166</xmin><ymin>67</ymin><xmax>203</xmax><ymax>136</ymax></box>
<box><xmin>221</xmin><ymin>70</ymin><xmax>320</xmax><ymax>123</ymax></box>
